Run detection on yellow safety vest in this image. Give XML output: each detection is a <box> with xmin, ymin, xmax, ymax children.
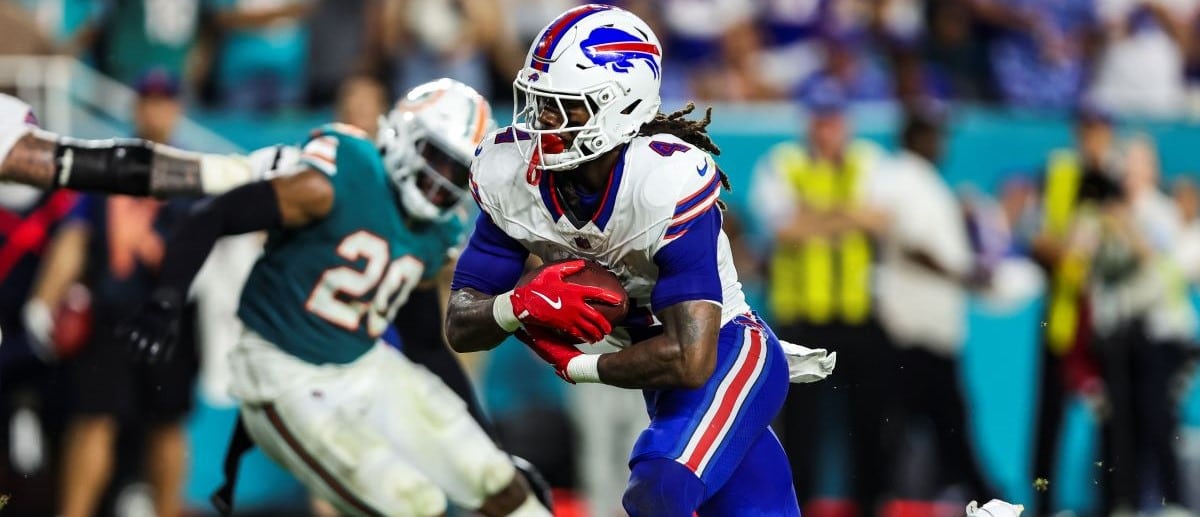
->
<box><xmin>768</xmin><ymin>142</ymin><xmax>873</xmax><ymax>326</ymax></box>
<box><xmin>1042</xmin><ymin>149</ymin><xmax>1088</xmax><ymax>355</ymax></box>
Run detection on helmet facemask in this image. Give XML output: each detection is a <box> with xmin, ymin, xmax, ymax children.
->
<box><xmin>512</xmin><ymin>76</ymin><xmax>634</xmax><ymax>171</ymax></box>
<box><xmin>379</xmin><ymin>114</ymin><xmax>472</xmax><ymax>222</ymax></box>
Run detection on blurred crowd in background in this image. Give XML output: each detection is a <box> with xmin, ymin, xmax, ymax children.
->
<box><xmin>0</xmin><ymin>1</ymin><xmax>1198</xmax><ymax>517</ymax></box>
<box><xmin>8</xmin><ymin>0</ymin><xmax>1200</xmax><ymax>114</ymax></box>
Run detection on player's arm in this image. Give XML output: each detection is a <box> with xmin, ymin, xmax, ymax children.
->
<box><xmin>1</xmin><ymin>130</ymin><xmax>293</xmax><ymax>197</ymax></box>
<box><xmin>119</xmin><ymin>169</ymin><xmax>333</xmax><ymax>362</ymax></box>
<box><xmin>594</xmin><ymin>301</ymin><xmax>720</xmax><ymax>389</ymax></box>
<box><xmin>520</xmin><ymin>207</ymin><xmax>725</xmax><ymax>389</ymax></box>
<box><xmin>445</xmin><ymin>213</ymin><xmax>619</xmax><ymax>352</ymax></box>
<box><xmin>445</xmin><ymin>213</ymin><xmax>530</xmax><ymax>351</ymax></box>
<box><xmin>23</xmin><ymin>201</ymin><xmax>91</xmax><ymax>360</ymax></box>
<box><xmin>0</xmin><ymin>97</ymin><xmax>295</xmax><ymax>196</ymax></box>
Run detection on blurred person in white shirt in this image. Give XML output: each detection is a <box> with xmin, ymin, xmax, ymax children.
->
<box><xmin>1090</xmin><ymin>0</ymin><xmax>1196</xmax><ymax>116</ymax></box>
<box><xmin>1085</xmin><ymin>134</ymin><xmax>1193</xmax><ymax>514</ymax></box>
<box><xmin>871</xmin><ymin>108</ymin><xmax>1000</xmax><ymax>504</ymax></box>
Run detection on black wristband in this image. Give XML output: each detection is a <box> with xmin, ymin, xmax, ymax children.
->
<box><xmin>55</xmin><ymin>138</ymin><xmax>154</xmax><ymax>196</ymax></box>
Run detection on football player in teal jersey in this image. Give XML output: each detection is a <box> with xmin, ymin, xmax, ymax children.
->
<box><xmin>111</xmin><ymin>79</ymin><xmax>550</xmax><ymax>517</ymax></box>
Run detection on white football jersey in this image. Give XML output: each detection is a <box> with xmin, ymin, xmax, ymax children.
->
<box><xmin>470</xmin><ymin>128</ymin><xmax>750</xmax><ymax>347</ymax></box>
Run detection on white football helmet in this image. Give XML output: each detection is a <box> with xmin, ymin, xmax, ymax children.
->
<box><xmin>377</xmin><ymin>78</ymin><xmax>496</xmax><ymax>221</ymax></box>
<box><xmin>512</xmin><ymin>4</ymin><xmax>663</xmax><ymax>170</ymax></box>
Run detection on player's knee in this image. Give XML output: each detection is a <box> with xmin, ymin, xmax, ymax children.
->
<box><xmin>476</xmin><ymin>448</ymin><xmax>518</xmax><ymax>496</ymax></box>
<box><xmin>357</xmin><ymin>456</ymin><xmax>447</xmax><ymax>516</ymax></box>
<box><xmin>622</xmin><ymin>458</ymin><xmax>706</xmax><ymax>517</ymax></box>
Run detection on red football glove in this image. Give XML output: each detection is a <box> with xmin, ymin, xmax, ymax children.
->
<box><xmin>517</xmin><ymin>326</ymin><xmax>584</xmax><ymax>383</ymax></box>
<box><xmin>508</xmin><ymin>260</ymin><xmax>622</xmax><ymax>343</ymax></box>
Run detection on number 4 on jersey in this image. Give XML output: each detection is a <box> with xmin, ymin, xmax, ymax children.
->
<box><xmin>305</xmin><ymin>231</ymin><xmax>424</xmax><ymax>337</ymax></box>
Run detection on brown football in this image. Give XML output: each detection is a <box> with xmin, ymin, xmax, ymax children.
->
<box><xmin>518</xmin><ymin>259</ymin><xmax>629</xmax><ymax>326</ymax></box>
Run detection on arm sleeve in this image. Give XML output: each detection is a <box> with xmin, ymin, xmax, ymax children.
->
<box><xmin>156</xmin><ymin>181</ymin><xmax>282</xmax><ymax>298</ymax></box>
<box><xmin>651</xmin><ymin>206</ymin><xmax>724</xmax><ymax>310</ymax></box>
<box><xmin>299</xmin><ymin>136</ymin><xmax>339</xmax><ymax>176</ymax></box>
<box><xmin>449</xmin><ymin>212</ymin><xmax>529</xmax><ymax>295</ymax></box>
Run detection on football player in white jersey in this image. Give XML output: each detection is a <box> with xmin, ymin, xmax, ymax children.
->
<box><xmin>446</xmin><ymin>5</ymin><xmax>807</xmax><ymax>516</ymax></box>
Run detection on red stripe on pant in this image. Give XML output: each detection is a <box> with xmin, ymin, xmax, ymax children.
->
<box><xmin>263</xmin><ymin>404</ymin><xmax>383</xmax><ymax>517</ymax></box>
<box><xmin>684</xmin><ymin>328</ymin><xmax>764</xmax><ymax>473</ymax></box>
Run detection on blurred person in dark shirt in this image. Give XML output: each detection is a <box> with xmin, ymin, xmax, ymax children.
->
<box><xmin>914</xmin><ymin>0</ymin><xmax>995</xmax><ymax>101</ymax></box>
<box><xmin>28</xmin><ymin>70</ymin><xmax>199</xmax><ymax>517</ymax></box>
<box><xmin>69</xmin><ymin>0</ymin><xmax>204</xmax><ymax>89</ymax></box>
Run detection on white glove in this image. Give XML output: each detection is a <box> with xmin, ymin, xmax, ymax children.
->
<box><xmin>22</xmin><ymin>299</ymin><xmax>55</xmax><ymax>362</ymax></box>
<box><xmin>198</xmin><ymin>145</ymin><xmax>304</xmax><ymax>195</ymax></box>
<box><xmin>246</xmin><ymin>144</ymin><xmax>303</xmax><ymax>181</ymax></box>
<box><xmin>0</xmin><ymin>93</ymin><xmax>35</xmax><ymax>167</ymax></box>
<box><xmin>966</xmin><ymin>499</ymin><xmax>1024</xmax><ymax>517</ymax></box>
<box><xmin>778</xmin><ymin>339</ymin><xmax>837</xmax><ymax>383</ymax></box>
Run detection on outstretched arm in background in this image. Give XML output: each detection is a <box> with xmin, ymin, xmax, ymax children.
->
<box><xmin>0</xmin><ymin>94</ymin><xmax>298</xmax><ymax>197</ymax></box>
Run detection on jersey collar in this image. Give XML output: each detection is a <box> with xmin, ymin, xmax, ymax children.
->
<box><xmin>538</xmin><ymin>145</ymin><xmax>628</xmax><ymax>232</ymax></box>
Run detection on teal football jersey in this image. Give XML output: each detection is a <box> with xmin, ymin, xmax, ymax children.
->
<box><xmin>238</xmin><ymin>124</ymin><xmax>463</xmax><ymax>364</ymax></box>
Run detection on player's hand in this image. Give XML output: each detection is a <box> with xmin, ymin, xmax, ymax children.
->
<box><xmin>116</xmin><ymin>288</ymin><xmax>184</xmax><ymax>364</ymax></box>
<box><xmin>516</xmin><ymin>326</ymin><xmax>584</xmax><ymax>383</ymax></box>
<box><xmin>22</xmin><ymin>299</ymin><xmax>55</xmax><ymax>362</ymax></box>
<box><xmin>509</xmin><ymin>259</ymin><xmax>622</xmax><ymax>343</ymax></box>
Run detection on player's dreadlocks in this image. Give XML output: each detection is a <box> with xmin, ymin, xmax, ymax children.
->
<box><xmin>639</xmin><ymin>103</ymin><xmax>732</xmax><ymax>192</ymax></box>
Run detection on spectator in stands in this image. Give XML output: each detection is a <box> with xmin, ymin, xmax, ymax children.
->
<box><xmin>210</xmin><ymin>0</ymin><xmax>313</xmax><ymax>111</ymax></box>
<box><xmin>1090</xmin><ymin>0</ymin><xmax>1195</xmax><ymax>116</ymax></box>
<box><xmin>381</xmin><ymin>0</ymin><xmax>516</xmax><ymax>100</ymax></box>
<box><xmin>754</xmin><ymin>0</ymin><xmax>836</xmax><ymax>98</ymax></box>
<box><xmin>916</xmin><ymin>0</ymin><xmax>995</xmax><ymax>101</ymax></box>
<box><xmin>335</xmin><ymin>75</ymin><xmax>388</xmax><ymax>138</ymax></box>
<box><xmin>629</xmin><ymin>0</ymin><xmax>767</xmax><ymax>102</ymax></box>
<box><xmin>71</xmin><ymin>0</ymin><xmax>204</xmax><ymax>89</ymax></box>
<box><xmin>750</xmin><ymin>77</ymin><xmax>894</xmax><ymax>515</ymax></box>
<box><xmin>796</xmin><ymin>29</ymin><xmax>894</xmax><ymax>103</ymax></box>
<box><xmin>304</xmin><ymin>0</ymin><xmax>377</xmax><ymax>107</ymax></box>
<box><xmin>970</xmin><ymin>0</ymin><xmax>1100</xmax><ymax>109</ymax></box>
<box><xmin>34</xmin><ymin>71</ymin><xmax>198</xmax><ymax>517</ymax></box>
<box><xmin>0</xmin><ymin>1</ymin><xmax>55</xmax><ymax>55</ymax></box>
<box><xmin>872</xmin><ymin>109</ymin><xmax>999</xmax><ymax>505</ymax></box>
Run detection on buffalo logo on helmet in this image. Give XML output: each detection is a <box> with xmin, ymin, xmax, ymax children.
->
<box><xmin>579</xmin><ymin>26</ymin><xmax>661</xmax><ymax>79</ymax></box>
